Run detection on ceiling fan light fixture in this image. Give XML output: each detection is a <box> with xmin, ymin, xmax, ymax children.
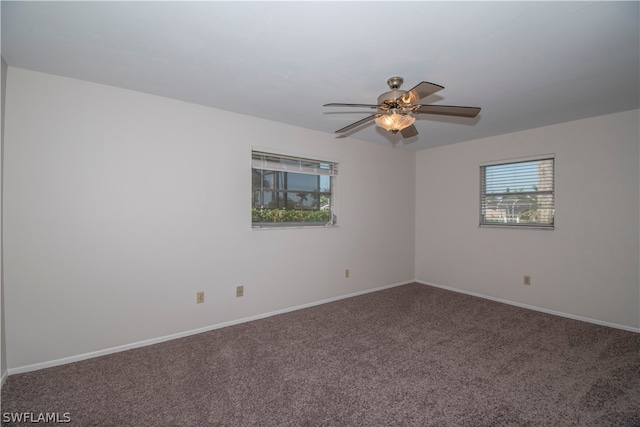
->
<box><xmin>375</xmin><ymin>113</ymin><xmax>415</xmax><ymax>134</ymax></box>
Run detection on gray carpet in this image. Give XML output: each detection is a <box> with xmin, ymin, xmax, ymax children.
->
<box><xmin>2</xmin><ymin>283</ymin><xmax>639</xmax><ymax>426</ymax></box>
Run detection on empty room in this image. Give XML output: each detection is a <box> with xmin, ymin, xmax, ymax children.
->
<box><xmin>0</xmin><ymin>2</ymin><xmax>638</xmax><ymax>426</ymax></box>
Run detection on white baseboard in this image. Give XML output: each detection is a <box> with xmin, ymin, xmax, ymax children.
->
<box><xmin>1</xmin><ymin>369</ymin><xmax>7</xmax><ymax>389</ymax></box>
<box><xmin>416</xmin><ymin>280</ymin><xmax>640</xmax><ymax>333</ymax></box>
<box><xmin>12</xmin><ymin>278</ymin><xmax>632</xmax><ymax>377</ymax></box>
<box><xmin>8</xmin><ymin>280</ymin><xmax>414</xmax><ymax>376</ymax></box>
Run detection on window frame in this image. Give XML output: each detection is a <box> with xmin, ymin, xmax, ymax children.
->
<box><xmin>251</xmin><ymin>149</ymin><xmax>338</xmax><ymax>229</ymax></box>
<box><xmin>479</xmin><ymin>155</ymin><xmax>555</xmax><ymax>230</ymax></box>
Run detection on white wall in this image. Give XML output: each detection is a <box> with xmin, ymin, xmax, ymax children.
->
<box><xmin>415</xmin><ymin>109</ymin><xmax>640</xmax><ymax>329</ymax></box>
<box><xmin>3</xmin><ymin>68</ymin><xmax>416</xmax><ymax>370</ymax></box>
<box><xmin>3</xmin><ymin>66</ymin><xmax>638</xmax><ymax>374</ymax></box>
<box><xmin>1</xmin><ymin>57</ymin><xmax>7</xmax><ymax>383</ymax></box>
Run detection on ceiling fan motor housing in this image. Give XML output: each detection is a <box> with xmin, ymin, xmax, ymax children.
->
<box><xmin>377</xmin><ymin>76</ymin><xmax>413</xmax><ymax>112</ymax></box>
<box><xmin>377</xmin><ymin>90</ymin><xmax>405</xmax><ymax>107</ymax></box>
<box><xmin>377</xmin><ymin>90</ymin><xmax>415</xmax><ymax>114</ymax></box>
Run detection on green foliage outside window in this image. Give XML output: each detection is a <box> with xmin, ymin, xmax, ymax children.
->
<box><xmin>252</xmin><ymin>208</ymin><xmax>331</xmax><ymax>224</ymax></box>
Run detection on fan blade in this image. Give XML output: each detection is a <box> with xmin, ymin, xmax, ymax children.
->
<box><xmin>334</xmin><ymin>114</ymin><xmax>378</xmax><ymax>133</ymax></box>
<box><xmin>399</xmin><ymin>82</ymin><xmax>444</xmax><ymax>104</ymax></box>
<box><xmin>414</xmin><ymin>105</ymin><xmax>481</xmax><ymax>118</ymax></box>
<box><xmin>324</xmin><ymin>103</ymin><xmax>379</xmax><ymax>109</ymax></box>
<box><xmin>400</xmin><ymin>124</ymin><xmax>419</xmax><ymax>138</ymax></box>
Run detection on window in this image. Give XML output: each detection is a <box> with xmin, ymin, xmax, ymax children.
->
<box><xmin>252</xmin><ymin>150</ymin><xmax>338</xmax><ymax>228</ymax></box>
<box><xmin>480</xmin><ymin>156</ymin><xmax>554</xmax><ymax>229</ymax></box>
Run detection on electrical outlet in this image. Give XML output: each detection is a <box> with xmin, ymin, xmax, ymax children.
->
<box><xmin>196</xmin><ymin>291</ymin><xmax>205</xmax><ymax>304</ymax></box>
<box><xmin>345</xmin><ymin>269</ymin><xmax>350</xmax><ymax>278</ymax></box>
<box><xmin>236</xmin><ymin>285</ymin><xmax>244</xmax><ymax>297</ymax></box>
<box><xmin>524</xmin><ymin>275</ymin><xmax>531</xmax><ymax>286</ymax></box>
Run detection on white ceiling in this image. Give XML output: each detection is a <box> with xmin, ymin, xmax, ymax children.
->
<box><xmin>2</xmin><ymin>1</ymin><xmax>639</xmax><ymax>151</ymax></box>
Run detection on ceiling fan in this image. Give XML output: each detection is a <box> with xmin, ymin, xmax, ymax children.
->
<box><xmin>323</xmin><ymin>76</ymin><xmax>481</xmax><ymax>139</ymax></box>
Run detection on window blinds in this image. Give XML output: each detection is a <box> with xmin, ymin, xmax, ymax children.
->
<box><xmin>480</xmin><ymin>157</ymin><xmax>555</xmax><ymax>228</ymax></box>
<box><xmin>252</xmin><ymin>151</ymin><xmax>338</xmax><ymax>177</ymax></box>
